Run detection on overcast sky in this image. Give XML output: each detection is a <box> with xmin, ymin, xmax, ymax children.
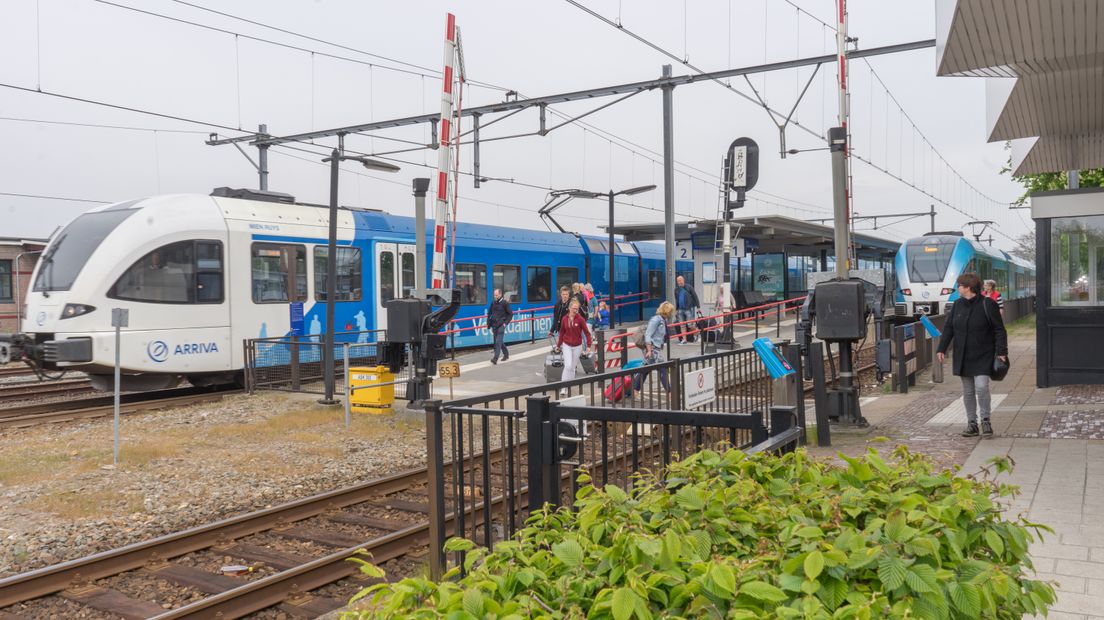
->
<box><xmin>0</xmin><ymin>0</ymin><xmax>1030</xmax><ymax>249</ymax></box>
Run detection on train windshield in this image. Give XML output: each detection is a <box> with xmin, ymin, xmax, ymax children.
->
<box><xmin>905</xmin><ymin>238</ymin><xmax>956</xmax><ymax>283</ymax></box>
<box><xmin>33</xmin><ymin>208</ymin><xmax>137</xmax><ymax>292</ymax></box>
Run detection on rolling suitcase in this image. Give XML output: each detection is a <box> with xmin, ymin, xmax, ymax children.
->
<box><xmin>544</xmin><ymin>350</ymin><xmax>565</xmax><ymax>383</ymax></box>
<box><xmin>603</xmin><ymin>375</ymin><xmax>633</xmax><ymax>402</ymax></box>
<box><xmin>579</xmin><ymin>352</ymin><xmax>598</xmax><ymax>375</ymax></box>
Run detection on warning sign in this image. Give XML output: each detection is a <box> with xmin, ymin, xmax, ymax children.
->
<box><xmin>683</xmin><ymin>366</ymin><xmax>716</xmax><ymax>410</ymax></box>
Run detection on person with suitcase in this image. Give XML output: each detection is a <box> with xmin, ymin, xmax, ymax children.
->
<box><xmin>644</xmin><ymin>301</ymin><xmax>674</xmax><ymax>392</ymax></box>
<box><xmin>555</xmin><ymin>299</ymin><xmax>593</xmax><ymax>395</ymax></box>
<box><xmin>550</xmin><ymin>287</ymin><xmax>571</xmax><ymax>339</ymax></box>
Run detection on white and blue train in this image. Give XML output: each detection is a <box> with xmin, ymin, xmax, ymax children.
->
<box><xmin>9</xmin><ymin>188</ymin><xmax>690</xmax><ymax>390</ymax></box>
<box><xmin>894</xmin><ymin>232</ymin><xmax>1035</xmax><ymax>317</ymax></box>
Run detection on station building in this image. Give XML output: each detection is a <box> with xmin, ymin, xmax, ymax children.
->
<box><xmin>0</xmin><ymin>238</ymin><xmax>47</xmax><ymax>333</ymax></box>
<box><xmin>937</xmin><ymin>0</ymin><xmax>1104</xmax><ymax>386</ymax></box>
<box><xmin>609</xmin><ymin>215</ymin><xmax>901</xmax><ymax>309</ymax></box>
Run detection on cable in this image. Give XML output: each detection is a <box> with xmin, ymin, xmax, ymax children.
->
<box><xmin>0</xmin><ymin>116</ymin><xmax>209</xmax><ymax>134</ymax></box>
<box><xmin>0</xmin><ymin>82</ymin><xmax>249</xmax><ymax>133</ymax></box>
<box><xmin>91</xmin><ymin>0</ymin><xmax>506</xmax><ymax>91</ymax></box>
<box><xmin>0</xmin><ymin>191</ymin><xmax>110</xmax><ymax>203</ymax></box>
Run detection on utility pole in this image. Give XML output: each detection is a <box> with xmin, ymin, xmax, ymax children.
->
<box><xmin>257</xmin><ymin>123</ymin><xmax>269</xmax><ymax>191</ymax></box>
<box><xmin>835</xmin><ymin>0</ymin><xmax>854</xmax><ymax>272</ymax></box>
<box><xmin>930</xmin><ymin>204</ymin><xmax>936</xmax><ymax>233</ymax></box>
<box><xmin>661</xmin><ymin>64</ymin><xmax>676</xmax><ymax>304</ymax></box>
<box><xmin>413</xmin><ymin>178</ymin><xmax>430</xmax><ymax>296</ymax></box>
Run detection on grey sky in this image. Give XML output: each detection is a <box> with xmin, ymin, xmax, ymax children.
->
<box><xmin>0</xmin><ymin>0</ymin><xmax>1028</xmax><ymax>248</ymax></box>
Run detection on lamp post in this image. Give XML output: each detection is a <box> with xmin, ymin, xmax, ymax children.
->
<box><xmin>538</xmin><ymin>185</ymin><xmax>655</xmax><ymax>329</ymax></box>
<box><xmin>318</xmin><ymin>148</ymin><xmax>400</xmax><ymax>405</ymax></box>
<box><xmin>606</xmin><ymin>185</ymin><xmax>657</xmax><ymax>327</ymax></box>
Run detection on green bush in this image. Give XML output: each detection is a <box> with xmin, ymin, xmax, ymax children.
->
<box><xmin>344</xmin><ymin>447</ymin><xmax>1055</xmax><ymax>619</ymax></box>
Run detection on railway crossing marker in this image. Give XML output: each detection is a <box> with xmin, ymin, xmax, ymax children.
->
<box><xmin>111</xmin><ymin>308</ymin><xmax>129</xmax><ymax>466</ymax></box>
<box><xmin>438</xmin><ymin>361</ymin><xmax>460</xmax><ymax>400</ymax></box>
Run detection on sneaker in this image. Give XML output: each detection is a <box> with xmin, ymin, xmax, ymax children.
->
<box><xmin>961</xmin><ymin>423</ymin><xmax>979</xmax><ymax>437</ymax></box>
<box><xmin>980</xmin><ymin>420</ymin><xmax>993</xmax><ymax>438</ymax></box>
<box><xmin>490</xmin><ymin>358</ymin><xmax>498</xmax><ymax>365</ymax></box>
<box><xmin>502</xmin><ymin>355</ymin><xmax>509</xmax><ymax>361</ymax></box>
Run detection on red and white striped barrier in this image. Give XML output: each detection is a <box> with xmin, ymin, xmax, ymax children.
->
<box><xmin>431</xmin><ymin>13</ymin><xmax>459</xmax><ymax>289</ymax></box>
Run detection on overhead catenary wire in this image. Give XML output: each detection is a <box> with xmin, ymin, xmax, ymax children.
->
<box><xmin>0</xmin><ymin>191</ymin><xmax>111</xmax><ymax>204</ymax></box>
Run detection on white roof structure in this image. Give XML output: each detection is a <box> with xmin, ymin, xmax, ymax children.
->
<box><xmin>936</xmin><ymin>0</ymin><xmax>1104</xmax><ymax>175</ymax></box>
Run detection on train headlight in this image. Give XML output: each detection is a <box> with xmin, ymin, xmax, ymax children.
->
<box><xmin>60</xmin><ymin>303</ymin><xmax>96</xmax><ymax>319</ymax></box>
<box><xmin>901</xmin><ymin>288</ymin><xmax>911</xmax><ymax>296</ymax></box>
<box><xmin>940</xmin><ymin>288</ymin><xmax>953</xmax><ymax>295</ymax></box>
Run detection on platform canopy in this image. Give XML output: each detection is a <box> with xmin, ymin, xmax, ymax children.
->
<box><xmin>605</xmin><ymin>215</ymin><xmax>901</xmax><ymax>256</ymax></box>
<box><xmin>936</xmin><ymin>0</ymin><xmax>1104</xmax><ymax>175</ymax></box>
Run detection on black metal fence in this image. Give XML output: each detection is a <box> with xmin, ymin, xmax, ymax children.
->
<box><xmin>422</xmin><ymin>341</ymin><xmax>802</xmax><ymax>579</ymax></box>
<box><xmin>243</xmin><ymin>330</ymin><xmax>412</xmax><ymax>399</ymax></box>
<box><xmin>891</xmin><ymin>313</ymin><xmax>947</xmax><ymax>393</ymax></box>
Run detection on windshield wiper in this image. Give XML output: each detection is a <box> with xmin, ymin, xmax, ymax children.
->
<box><xmin>37</xmin><ymin>233</ymin><xmax>67</xmax><ymax>297</ymax></box>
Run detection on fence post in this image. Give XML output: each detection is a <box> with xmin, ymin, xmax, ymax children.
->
<box><xmin>755</xmin><ymin>308</ymin><xmax>760</xmax><ymax>339</ymax></box>
<box><xmin>424</xmin><ymin>400</ymin><xmax>446</xmax><ymax>581</ymax></box>
<box><xmin>450</xmin><ymin>326</ymin><xmax>456</xmax><ymax>361</ymax></box>
<box><xmin>596</xmin><ymin>330</ymin><xmax>606</xmax><ymax>371</ymax></box>
<box><xmin>750</xmin><ymin>410</ymin><xmax>769</xmax><ymax>445</ymax></box>
<box><xmin>619</xmin><ymin>329</ymin><xmax>629</xmax><ymax>368</ymax></box>
<box><xmin>290</xmin><ymin>335</ymin><xmax>300</xmax><ymax>392</ymax></box>
<box><xmin>894</xmin><ymin>326</ymin><xmax>908</xmax><ymax>394</ymax></box>
<box><xmin>809</xmin><ymin>341</ymin><xmax>831</xmax><ymax>447</ymax></box>
<box><xmin>526</xmin><ymin>395</ymin><xmax>552</xmax><ymax>512</ymax></box>
<box><xmin>530</xmin><ymin>312</ymin><xmax>535</xmax><ymax>344</ymax></box>
<box><xmin>776</xmin><ymin>303</ymin><xmax>781</xmax><ymax>337</ymax></box>
<box><xmin>343</xmin><ymin>343</ymin><xmax>351</xmax><ymax>428</ymax></box>
<box><xmin>770</xmin><ymin>406</ymin><xmax>797</xmax><ymax>454</ymax></box>
<box><xmin>784</xmin><ymin>343</ymin><xmax>806</xmax><ymax>443</ymax></box>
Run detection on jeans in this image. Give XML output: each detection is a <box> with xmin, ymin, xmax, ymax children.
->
<box><xmin>961</xmin><ymin>375</ymin><xmax>992</xmax><ymax>423</ymax></box>
<box><xmin>561</xmin><ymin>343</ymin><xmax>583</xmax><ymax>382</ymax></box>
<box><xmin>492</xmin><ymin>325</ymin><xmax>508</xmax><ymax>361</ymax></box>
<box><xmin>676</xmin><ymin>308</ymin><xmax>696</xmax><ymax>342</ymax></box>
<box><xmin>646</xmin><ymin>349</ymin><xmax>671</xmax><ymax>392</ymax></box>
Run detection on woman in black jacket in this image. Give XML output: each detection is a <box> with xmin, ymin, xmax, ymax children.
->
<box><xmin>936</xmin><ymin>273</ymin><xmax>1008</xmax><ymax>438</ymax></box>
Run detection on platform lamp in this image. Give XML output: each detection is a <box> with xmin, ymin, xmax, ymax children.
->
<box><xmin>319</xmin><ymin>149</ymin><xmax>401</xmax><ymax>405</ymax></box>
<box><xmin>538</xmin><ymin>184</ymin><xmax>655</xmax><ymax>329</ymax></box>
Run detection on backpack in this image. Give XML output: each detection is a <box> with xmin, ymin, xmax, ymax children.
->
<box><xmin>631</xmin><ymin>325</ymin><xmax>648</xmax><ymax>351</ymax></box>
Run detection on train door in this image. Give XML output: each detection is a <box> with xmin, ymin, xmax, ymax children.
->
<box><xmin>374</xmin><ymin>242</ymin><xmax>417</xmax><ymax>331</ymax></box>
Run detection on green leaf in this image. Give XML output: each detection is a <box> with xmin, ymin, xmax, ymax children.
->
<box><xmin>674</xmin><ymin>485</ymin><xmax>705</xmax><ymax>511</ymax></box>
<box><xmin>739</xmin><ymin>580</ymin><xmax>789</xmax><ymax>603</ymax></box>
<box><xmin>612</xmin><ymin>587</ymin><xmax>637</xmax><ymax>620</ymax></box>
<box><xmin>462</xmin><ymin>588</ymin><xmax>484</xmax><ymax>617</ymax></box>
<box><xmin>711</xmin><ymin>563</ymin><xmax>737</xmax><ymax>595</ymax></box>
<box><xmin>552</xmin><ymin>539</ymin><xmax>585</xmax><ymax>568</ymax></box>
<box><xmin>796</xmin><ymin>525</ymin><xmax>825</xmax><ymax>539</ymax></box>
<box><xmin>605</xmin><ymin>484</ymin><xmax>628</xmax><ymax>502</ymax></box>
<box><xmin>804</xmin><ymin>550</ymin><xmax>825</xmax><ymax>580</ymax></box>
<box><xmin>444</xmin><ymin>538</ymin><xmax>476</xmax><ymax>552</ymax></box>
<box><xmin>905</xmin><ymin>569</ymin><xmax>933</xmax><ymax>593</ymax></box>
<box><xmin>878</xmin><ymin>555</ymin><xmax>907</xmax><ymax>591</ymax></box>
<box><xmin>985</xmin><ymin>530</ymin><xmax>1005</xmax><ymax>556</ymax></box>
<box><xmin>815</xmin><ymin>576</ymin><xmax>848</xmax><ymax>610</ymax></box>
<box><xmin>949</xmin><ymin>581</ymin><xmax>981</xmax><ymax>617</ymax></box>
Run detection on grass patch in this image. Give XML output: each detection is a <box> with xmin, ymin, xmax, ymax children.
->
<box><xmin>0</xmin><ymin>451</ymin><xmax>100</xmax><ymax>485</ymax></box>
<box><xmin>119</xmin><ymin>440</ymin><xmax>182</xmax><ymax>466</ymax></box>
<box><xmin>27</xmin><ymin>489</ymin><xmax>143</xmax><ymax>520</ymax></box>
<box><xmin>1006</xmin><ymin>313</ymin><xmax>1037</xmax><ymax>337</ymax></box>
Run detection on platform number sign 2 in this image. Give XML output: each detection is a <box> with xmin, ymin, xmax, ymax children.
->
<box><xmin>676</xmin><ymin>240</ymin><xmax>692</xmax><ymax>261</ymax></box>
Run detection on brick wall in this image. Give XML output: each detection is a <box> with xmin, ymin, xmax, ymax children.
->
<box><xmin>0</xmin><ymin>243</ymin><xmax>44</xmax><ymax>333</ymax></box>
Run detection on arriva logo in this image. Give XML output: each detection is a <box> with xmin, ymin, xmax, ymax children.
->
<box><xmin>148</xmin><ymin>340</ymin><xmax>169</xmax><ymax>362</ymax></box>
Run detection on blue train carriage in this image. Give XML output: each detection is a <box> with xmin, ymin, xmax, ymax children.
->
<box><xmin>894</xmin><ymin>232</ymin><xmax>1035</xmax><ymax>317</ymax></box>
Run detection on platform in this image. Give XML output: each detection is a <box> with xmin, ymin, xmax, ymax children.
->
<box><xmin>804</xmin><ymin>322</ymin><xmax>1104</xmax><ymax>619</ymax></box>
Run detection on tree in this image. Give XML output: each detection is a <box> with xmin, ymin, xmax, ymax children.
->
<box><xmin>1009</xmin><ymin>230</ymin><xmax>1035</xmax><ymax>262</ymax></box>
<box><xmin>1001</xmin><ymin>142</ymin><xmax>1104</xmax><ymax>206</ymax></box>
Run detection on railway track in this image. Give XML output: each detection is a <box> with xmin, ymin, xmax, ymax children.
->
<box><xmin>0</xmin><ymin>386</ymin><xmax>241</xmax><ymax>430</ymax></box>
<box><xmin>0</xmin><ymin>367</ymin><xmax>35</xmax><ymax>379</ymax></box>
<box><xmin>0</xmin><ymin>379</ymin><xmax>94</xmax><ymax>406</ymax></box>
<box><xmin>0</xmin><ymin>442</ymin><xmax>530</xmax><ymax>619</ymax></box>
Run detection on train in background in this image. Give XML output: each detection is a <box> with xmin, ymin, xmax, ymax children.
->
<box><xmin>894</xmin><ymin>232</ymin><xmax>1035</xmax><ymax>317</ymax></box>
<box><xmin>2</xmin><ymin>188</ymin><xmax>691</xmax><ymax>391</ymax></box>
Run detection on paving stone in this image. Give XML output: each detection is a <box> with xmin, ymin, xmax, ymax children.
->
<box><xmin>1051</xmin><ymin>591</ymin><xmax>1104</xmax><ymax>616</ymax></box>
<box><xmin>1033</xmin><ymin>572</ymin><xmax>1086</xmax><ymax>594</ymax></box>
<box><xmin>1054</xmin><ymin>559</ymin><xmax>1104</xmax><ymax>581</ymax></box>
<box><xmin>1031</xmin><ymin>543</ymin><xmax>1091</xmax><ymax>561</ymax></box>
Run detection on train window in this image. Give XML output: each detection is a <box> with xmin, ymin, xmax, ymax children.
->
<box><xmin>110</xmin><ymin>240</ymin><xmax>224</xmax><ymax>304</ymax></box>
<box><xmin>648</xmin><ymin>270</ymin><xmax>664</xmax><ymax>300</ymax></box>
<box><xmin>616</xmin><ymin>242</ymin><xmax>635</xmax><ymax>255</ymax></box>
<box><xmin>527</xmin><ymin>266</ymin><xmax>552</xmax><ymax>302</ymax></box>
<box><xmin>904</xmin><ymin>238</ymin><xmax>955</xmax><ymax>283</ymax></box>
<box><xmin>251</xmin><ymin>243</ymin><xmax>306</xmax><ymax>303</ymax></box>
<box><xmin>0</xmin><ymin>260</ymin><xmax>11</xmax><ymax>302</ymax></box>
<box><xmin>493</xmin><ymin>265</ymin><xmax>520</xmax><ymax>302</ymax></box>
<box><xmin>314</xmin><ymin>247</ymin><xmax>362</xmax><ymax>302</ymax></box>
<box><xmin>454</xmin><ymin>263</ymin><xmax>487</xmax><ymax>305</ymax></box>
<box><xmin>379</xmin><ymin>251</ymin><xmax>395</xmax><ymax>303</ymax></box>
<box><xmin>585</xmin><ymin>239</ymin><xmax>607</xmax><ymax>253</ymax></box>
<box><xmin>556</xmin><ymin>267</ymin><xmax>578</xmax><ymax>292</ymax></box>
<box><xmin>401</xmin><ymin>253</ymin><xmax>416</xmax><ymax>298</ymax></box>
<box><xmin>34</xmin><ymin>208</ymin><xmax>137</xmax><ymax>292</ymax></box>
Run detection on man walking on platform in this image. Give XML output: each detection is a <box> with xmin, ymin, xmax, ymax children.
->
<box><xmin>675</xmin><ymin>275</ymin><xmax>701</xmax><ymax>344</ymax></box>
<box><xmin>487</xmin><ymin>288</ymin><xmax>513</xmax><ymax>364</ymax></box>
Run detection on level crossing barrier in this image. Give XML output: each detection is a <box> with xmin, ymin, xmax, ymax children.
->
<box><xmin>422</xmin><ymin>340</ymin><xmax>801</xmax><ymax>579</ymax></box>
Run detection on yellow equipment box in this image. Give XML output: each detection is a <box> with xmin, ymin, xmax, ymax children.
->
<box><xmin>348</xmin><ymin>366</ymin><xmax>395</xmax><ymax>414</ymax></box>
